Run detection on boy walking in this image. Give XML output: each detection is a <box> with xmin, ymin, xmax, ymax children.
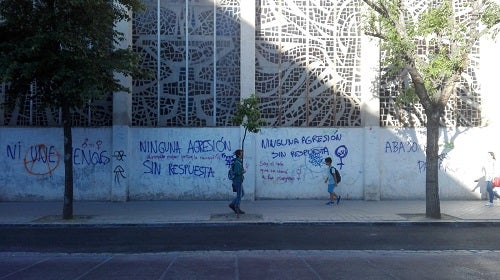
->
<box><xmin>324</xmin><ymin>157</ymin><xmax>341</xmax><ymax>205</ymax></box>
<box><xmin>229</xmin><ymin>149</ymin><xmax>246</xmax><ymax>214</ymax></box>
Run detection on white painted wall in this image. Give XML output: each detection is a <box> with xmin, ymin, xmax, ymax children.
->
<box><xmin>254</xmin><ymin>128</ymin><xmax>364</xmax><ymax>200</ymax></box>
<box><xmin>127</xmin><ymin>128</ymin><xmax>242</xmax><ymax>200</ymax></box>
<box><xmin>0</xmin><ymin>126</ymin><xmax>495</xmax><ymax>201</ymax></box>
<box><xmin>0</xmin><ymin>128</ymin><xmax>112</xmax><ymax>201</ymax></box>
<box><xmin>378</xmin><ymin>128</ymin><xmax>492</xmax><ymax>200</ymax></box>
<box><xmin>2</xmin><ymin>2</ymin><xmax>497</xmax><ymax>203</ymax></box>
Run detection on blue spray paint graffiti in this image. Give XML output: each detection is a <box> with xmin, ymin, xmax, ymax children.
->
<box><xmin>261</xmin><ymin>131</ymin><xmax>342</xmax><ymax>149</ymax></box>
<box><xmin>139</xmin><ymin>137</ymin><xmax>232</xmax><ymax>178</ymax></box>
<box><xmin>258</xmin><ymin>131</ymin><xmax>348</xmax><ymax>183</ymax></box>
<box><xmin>335</xmin><ymin>145</ymin><xmax>348</xmax><ymax>169</ymax></box>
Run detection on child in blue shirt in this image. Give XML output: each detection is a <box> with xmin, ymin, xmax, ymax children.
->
<box><xmin>324</xmin><ymin>157</ymin><xmax>341</xmax><ymax>205</ymax></box>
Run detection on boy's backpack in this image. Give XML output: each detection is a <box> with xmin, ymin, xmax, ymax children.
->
<box><xmin>330</xmin><ymin>167</ymin><xmax>341</xmax><ymax>184</ymax></box>
<box><xmin>227</xmin><ymin>160</ymin><xmax>235</xmax><ymax>180</ymax></box>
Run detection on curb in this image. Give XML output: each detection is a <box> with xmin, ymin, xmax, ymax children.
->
<box><xmin>2</xmin><ymin>220</ymin><xmax>500</xmax><ymax>228</ymax></box>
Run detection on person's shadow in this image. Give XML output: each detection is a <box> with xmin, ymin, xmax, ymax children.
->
<box><xmin>472</xmin><ymin>173</ymin><xmax>488</xmax><ymax>200</ymax></box>
<box><xmin>472</xmin><ymin>176</ymin><xmax>484</xmax><ymax>192</ymax></box>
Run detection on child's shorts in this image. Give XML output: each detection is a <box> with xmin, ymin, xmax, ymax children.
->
<box><xmin>328</xmin><ymin>184</ymin><xmax>336</xmax><ymax>193</ymax></box>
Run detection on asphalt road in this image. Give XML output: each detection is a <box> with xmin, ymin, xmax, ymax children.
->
<box><xmin>2</xmin><ymin>223</ymin><xmax>500</xmax><ymax>253</ymax></box>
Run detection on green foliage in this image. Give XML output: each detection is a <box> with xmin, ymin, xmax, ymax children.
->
<box><xmin>482</xmin><ymin>2</ymin><xmax>500</xmax><ymax>27</ymax></box>
<box><xmin>395</xmin><ymin>87</ymin><xmax>418</xmax><ymax>107</ymax></box>
<box><xmin>415</xmin><ymin>1</ymin><xmax>468</xmax><ymax>91</ymax></box>
<box><xmin>363</xmin><ymin>0</ymin><xmax>500</xmax><ymax>218</ymax></box>
<box><xmin>0</xmin><ymin>0</ymin><xmax>145</xmax><ymax>111</ymax></box>
<box><xmin>364</xmin><ymin>1</ymin><xmax>417</xmax><ymax>75</ymax></box>
<box><xmin>363</xmin><ymin>0</ymin><xmax>499</xmax><ymax>107</ymax></box>
<box><xmin>482</xmin><ymin>1</ymin><xmax>500</xmax><ymax>38</ymax></box>
<box><xmin>232</xmin><ymin>94</ymin><xmax>265</xmax><ymax>134</ymax></box>
<box><xmin>416</xmin><ymin>1</ymin><xmax>452</xmax><ymax>36</ymax></box>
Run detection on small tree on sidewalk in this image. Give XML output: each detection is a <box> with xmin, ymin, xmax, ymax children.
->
<box><xmin>232</xmin><ymin>94</ymin><xmax>265</xmax><ymax>157</ymax></box>
<box><xmin>362</xmin><ymin>0</ymin><xmax>500</xmax><ymax>218</ymax></box>
<box><xmin>0</xmin><ymin>0</ymin><xmax>144</xmax><ymax>219</ymax></box>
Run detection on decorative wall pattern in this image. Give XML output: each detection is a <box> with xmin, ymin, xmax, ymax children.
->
<box><xmin>379</xmin><ymin>0</ymin><xmax>482</xmax><ymax>128</ymax></box>
<box><xmin>1</xmin><ymin>83</ymin><xmax>111</xmax><ymax>127</ymax></box>
<box><xmin>132</xmin><ymin>0</ymin><xmax>241</xmax><ymax>127</ymax></box>
<box><xmin>255</xmin><ymin>0</ymin><xmax>362</xmax><ymax>127</ymax></box>
<box><xmin>0</xmin><ymin>0</ymin><xmax>483</xmax><ymax>129</ymax></box>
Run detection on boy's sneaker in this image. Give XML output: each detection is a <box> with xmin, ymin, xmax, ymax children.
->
<box><xmin>485</xmin><ymin>202</ymin><xmax>493</xmax><ymax>207</ymax></box>
<box><xmin>325</xmin><ymin>201</ymin><xmax>333</xmax><ymax>206</ymax></box>
<box><xmin>336</xmin><ymin>196</ymin><xmax>341</xmax><ymax>205</ymax></box>
<box><xmin>229</xmin><ymin>203</ymin><xmax>238</xmax><ymax>213</ymax></box>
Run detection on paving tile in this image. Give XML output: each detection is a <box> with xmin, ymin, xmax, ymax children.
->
<box><xmin>161</xmin><ymin>253</ymin><xmax>235</xmax><ymax>280</ymax></box>
<box><xmin>1</xmin><ymin>200</ymin><xmax>500</xmax><ymax>226</ymax></box>
<box><xmin>0</xmin><ymin>255</ymin><xmax>49</xmax><ymax>278</ymax></box>
<box><xmin>79</xmin><ymin>254</ymin><xmax>174</xmax><ymax>280</ymax></box>
<box><xmin>0</xmin><ymin>255</ymin><xmax>107</xmax><ymax>280</ymax></box>
<box><xmin>238</xmin><ymin>253</ymin><xmax>320</xmax><ymax>280</ymax></box>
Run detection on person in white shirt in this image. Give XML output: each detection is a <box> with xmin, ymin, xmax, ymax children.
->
<box><xmin>485</xmin><ymin>152</ymin><xmax>500</xmax><ymax>206</ymax></box>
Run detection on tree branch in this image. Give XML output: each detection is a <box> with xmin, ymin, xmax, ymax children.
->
<box><xmin>364</xmin><ymin>31</ymin><xmax>387</xmax><ymax>40</ymax></box>
<box><xmin>362</xmin><ymin>0</ymin><xmax>388</xmax><ymax>18</ymax></box>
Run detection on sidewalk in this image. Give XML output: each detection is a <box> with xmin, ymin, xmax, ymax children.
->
<box><xmin>1</xmin><ymin>199</ymin><xmax>500</xmax><ymax>226</ymax></box>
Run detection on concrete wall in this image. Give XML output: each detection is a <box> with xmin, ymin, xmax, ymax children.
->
<box><xmin>1</xmin><ymin>128</ymin><xmax>112</xmax><ymax>201</ymax></box>
<box><xmin>2</xmin><ymin>2</ymin><xmax>497</xmax><ymax>202</ymax></box>
<box><xmin>0</xmin><ymin>126</ymin><xmax>494</xmax><ymax>201</ymax></box>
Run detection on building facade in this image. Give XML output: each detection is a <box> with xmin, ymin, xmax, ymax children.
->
<box><xmin>0</xmin><ymin>0</ymin><xmax>499</xmax><ymax>201</ymax></box>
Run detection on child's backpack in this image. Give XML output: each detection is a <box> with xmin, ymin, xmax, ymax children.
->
<box><xmin>330</xmin><ymin>167</ymin><xmax>341</xmax><ymax>184</ymax></box>
<box><xmin>227</xmin><ymin>160</ymin><xmax>235</xmax><ymax>180</ymax></box>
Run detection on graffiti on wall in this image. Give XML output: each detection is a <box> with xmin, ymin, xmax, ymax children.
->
<box><xmin>4</xmin><ymin>138</ymin><xmax>111</xmax><ymax>176</ymax></box>
<box><xmin>112</xmin><ymin>150</ymin><xmax>127</xmax><ymax>184</ymax></box>
<box><xmin>24</xmin><ymin>144</ymin><xmax>60</xmax><ymax>175</ymax></box>
<box><xmin>384</xmin><ymin>140</ymin><xmax>420</xmax><ymax>153</ymax></box>
<box><xmin>384</xmin><ymin>139</ymin><xmax>457</xmax><ymax>174</ymax></box>
<box><xmin>74</xmin><ymin>139</ymin><xmax>110</xmax><ymax>166</ymax></box>
<box><xmin>6</xmin><ymin>142</ymin><xmax>60</xmax><ymax>175</ymax></box>
<box><xmin>139</xmin><ymin>137</ymin><xmax>232</xmax><ymax>178</ymax></box>
<box><xmin>258</xmin><ymin>130</ymin><xmax>348</xmax><ymax>183</ymax></box>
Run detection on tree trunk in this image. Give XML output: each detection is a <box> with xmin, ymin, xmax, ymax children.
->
<box><xmin>241</xmin><ymin>127</ymin><xmax>248</xmax><ymax>163</ymax></box>
<box><xmin>241</xmin><ymin>127</ymin><xmax>247</xmax><ymax>151</ymax></box>
<box><xmin>425</xmin><ymin>110</ymin><xmax>441</xmax><ymax>219</ymax></box>
<box><xmin>62</xmin><ymin>104</ymin><xmax>74</xmax><ymax>220</ymax></box>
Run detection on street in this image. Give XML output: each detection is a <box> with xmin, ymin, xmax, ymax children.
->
<box><xmin>2</xmin><ymin>202</ymin><xmax>500</xmax><ymax>280</ymax></box>
<box><xmin>2</xmin><ymin>223</ymin><xmax>500</xmax><ymax>253</ymax></box>
<box><xmin>2</xmin><ymin>223</ymin><xmax>500</xmax><ymax>279</ymax></box>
